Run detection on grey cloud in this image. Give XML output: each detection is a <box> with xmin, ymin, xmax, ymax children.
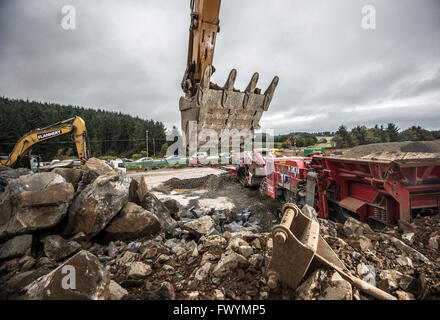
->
<box><xmin>0</xmin><ymin>0</ymin><xmax>439</xmax><ymax>134</ymax></box>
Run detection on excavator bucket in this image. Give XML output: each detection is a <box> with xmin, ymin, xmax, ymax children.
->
<box><xmin>179</xmin><ymin>66</ymin><xmax>279</xmax><ymax>149</ymax></box>
<box><xmin>267</xmin><ymin>204</ymin><xmax>346</xmax><ymax>289</ymax></box>
<box><xmin>267</xmin><ymin>204</ymin><xmax>397</xmax><ymax>300</ymax></box>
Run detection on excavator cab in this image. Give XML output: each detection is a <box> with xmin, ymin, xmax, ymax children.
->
<box><xmin>180</xmin><ymin>0</ymin><xmax>279</xmax><ymax>150</ymax></box>
<box><xmin>29</xmin><ymin>155</ymin><xmax>42</xmax><ymax>172</ymax></box>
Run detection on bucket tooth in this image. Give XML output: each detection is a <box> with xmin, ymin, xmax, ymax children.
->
<box><xmin>224</xmin><ymin>69</ymin><xmax>237</xmax><ymax>91</ymax></box>
<box><xmin>197</xmin><ymin>65</ymin><xmax>213</xmax><ymax>105</ymax></box>
<box><xmin>245</xmin><ymin>72</ymin><xmax>259</xmax><ymax>93</ymax></box>
<box><xmin>265</xmin><ymin>76</ymin><xmax>279</xmax><ymax>95</ymax></box>
<box><xmin>263</xmin><ymin>76</ymin><xmax>279</xmax><ymax>111</ymax></box>
<box><xmin>243</xmin><ymin>72</ymin><xmax>259</xmax><ymax>109</ymax></box>
<box><xmin>179</xmin><ymin>64</ymin><xmax>279</xmax><ymax>149</ymax></box>
<box><xmin>200</xmin><ymin>65</ymin><xmax>213</xmax><ymax>91</ymax></box>
<box><xmin>222</xmin><ymin>69</ymin><xmax>237</xmax><ymax>107</ymax></box>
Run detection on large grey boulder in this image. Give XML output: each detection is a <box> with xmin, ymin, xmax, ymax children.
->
<box><xmin>128</xmin><ymin>179</ymin><xmax>139</xmax><ymax>203</ymax></box>
<box><xmin>212</xmin><ymin>252</ymin><xmax>248</xmax><ymax>278</ymax></box>
<box><xmin>0</xmin><ymin>234</ymin><xmax>33</xmax><ymax>260</ymax></box>
<box><xmin>183</xmin><ymin>216</ymin><xmax>215</xmax><ymax>238</ymax></box>
<box><xmin>0</xmin><ymin>165</ymin><xmax>12</xmax><ymax>172</ymax></box>
<box><xmin>63</xmin><ymin>171</ymin><xmax>131</xmax><ymax>238</ymax></box>
<box><xmin>24</xmin><ymin>250</ymin><xmax>110</xmax><ymax>300</ymax></box>
<box><xmin>102</xmin><ymin>202</ymin><xmax>161</xmax><ymax>241</ymax></box>
<box><xmin>109</xmin><ymin>280</ymin><xmax>128</xmax><ymax>300</ymax></box>
<box><xmin>0</xmin><ymin>168</ymin><xmax>32</xmax><ymax>193</ymax></box>
<box><xmin>0</xmin><ymin>172</ymin><xmax>74</xmax><ymax>240</ymax></box>
<box><xmin>42</xmin><ymin>235</ymin><xmax>81</xmax><ymax>261</ymax></box>
<box><xmin>0</xmin><ymin>267</ymin><xmax>51</xmax><ymax>300</ymax></box>
<box><xmin>52</xmin><ymin>168</ymin><xmax>83</xmax><ymax>189</ymax></box>
<box><xmin>136</xmin><ymin>176</ymin><xmax>149</xmax><ymax>204</ymax></box>
<box><xmin>343</xmin><ymin>217</ymin><xmax>374</xmax><ymax>236</ymax></box>
<box><xmin>140</xmin><ymin>193</ymin><xmax>177</xmax><ymax>235</ymax></box>
<box><xmin>80</xmin><ymin>157</ymin><xmax>113</xmax><ymax>185</ymax></box>
<box><xmin>295</xmin><ymin>269</ymin><xmax>352</xmax><ymax>300</ymax></box>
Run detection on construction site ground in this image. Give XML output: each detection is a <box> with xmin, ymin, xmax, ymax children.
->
<box><xmin>129</xmin><ymin>167</ymin><xmax>281</xmax><ymax>234</ymax></box>
<box><xmin>119</xmin><ymin>166</ymin><xmax>440</xmax><ymax>300</ymax></box>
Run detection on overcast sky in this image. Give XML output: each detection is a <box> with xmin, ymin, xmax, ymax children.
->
<box><xmin>1</xmin><ymin>0</ymin><xmax>439</xmax><ymax>134</ymax></box>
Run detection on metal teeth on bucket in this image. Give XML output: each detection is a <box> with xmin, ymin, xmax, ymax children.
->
<box><xmin>179</xmin><ymin>65</ymin><xmax>279</xmax><ymax>148</ymax></box>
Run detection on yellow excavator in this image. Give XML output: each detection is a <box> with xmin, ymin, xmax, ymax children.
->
<box><xmin>0</xmin><ymin>116</ymin><xmax>90</xmax><ymax>168</ymax></box>
<box><xmin>180</xmin><ymin>0</ymin><xmax>279</xmax><ymax>149</ymax></box>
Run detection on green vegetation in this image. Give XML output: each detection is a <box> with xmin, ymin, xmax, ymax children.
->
<box><xmin>279</xmin><ymin>135</ymin><xmax>318</xmax><ymax>149</ymax></box>
<box><xmin>2</xmin><ymin>96</ymin><xmax>438</xmax><ymax>162</ymax></box>
<box><xmin>281</xmin><ymin>140</ymin><xmax>292</xmax><ymax>149</ymax></box>
<box><xmin>98</xmin><ymin>155</ymin><xmax>120</xmax><ymax>161</ymax></box>
<box><xmin>310</xmin><ymin>136</ymin><xmax>333</xmax><ymax>148</ymax></box>
<box><xmin>0</xmin><ymin>97</ymin><xmax>167</xmax><ymax>161</ymax></box>
<box><xmin>273</xmin><ymin>123</ymin><xmax>439</xmax><ymax>151</ymax></box>
<box><xmin>274</xmin><ymin>131</ymin><xmax>332</xmax><ymax>149</ymax></box>
<box><xmin>131</xmin><ymin>151</ymin><xmax>151</xmax><ymax>161</ymax></box>
<box><xmin>331</xmin><ymin>124</ymin><xmax>440</xmax><ymax>149</ymax></box>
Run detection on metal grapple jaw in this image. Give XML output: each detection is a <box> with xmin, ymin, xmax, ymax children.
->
<box><xmin>179</xmin><ymin>65</ymin><xmax>279</xmax><ymax>149</ymax></box>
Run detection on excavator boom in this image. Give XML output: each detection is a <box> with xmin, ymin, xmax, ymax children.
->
<box><xmin>180</xmin><ymin>0</ymin><xmax>279</xmax><ymax>150</ymax></box>
<box><xmin>0</xmin><ymin>116</ymin><xmax>90</xmax><ymax>168</ymax></box>
<box><xmin>182</xmin><ymin>0</ymin><xmax>221</xmax><ymax>94</ymax></box>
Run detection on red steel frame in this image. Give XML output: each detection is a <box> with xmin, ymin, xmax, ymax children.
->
<box><xmin>198</xmin><ymin>149</ymin><xmax>440</xmax><ymax>224</ymax></box>
<box><xmin>265</xmin><ymin>157</ymin><xmax>310</xmax><ymax>199</ymax></box>
<box><xmin>311</xmin><ymin>156</ymin><xmax>440</xmax><ymax>223</ymax></box>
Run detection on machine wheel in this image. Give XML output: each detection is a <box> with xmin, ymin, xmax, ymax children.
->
<box><xmin>259</xmin><ymin>178</ymin><xmax>267</xmax><ymax>198</ymax></box>
<box><xmin>237</xmin><ymin>166</ymin><xmax>249</xmax><ymax>187</ymax></box>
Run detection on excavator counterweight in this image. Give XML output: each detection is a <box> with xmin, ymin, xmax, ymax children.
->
<box><xmin>180</xmin><ymin>0</ymin><xmax>279</xmax><ymax>149</ymax></box>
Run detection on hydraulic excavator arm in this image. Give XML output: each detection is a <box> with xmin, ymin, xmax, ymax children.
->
<box><xmin>180</xmin><ymin>0</ymin><xmax>279</xmax><ymax>150</ymax></box>
<box><xmin>181</xmin><ymin>0</ymin><xmax>221</xmax><ymax>97</ymax></box>
<box><xmin>0</xmin><ymin>116</ymin><xmax>90</xmax><ymax>168</ymax></box>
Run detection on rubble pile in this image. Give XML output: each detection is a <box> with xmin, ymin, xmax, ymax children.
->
<box><xmin>151</xmin><ymin>174</ymin><xmax>280</xmax><ymax>234</ymax></box>
<box><xmin>0</xmin><ymin>159</ymin><xmax>439</xmax><ymax>300</ymax></box>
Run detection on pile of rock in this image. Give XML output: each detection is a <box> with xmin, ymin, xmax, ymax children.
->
<box><xmin>1</xmin><ymin>158</ymin><xmax>439</xmax><ymax>300</ymax></box>
<box><xmin>314</xmin><ymin>215</ymin><xmax>440</xmax><ymax>300</ymax></box>
<box><xmin>108</xmin><ymin>231</ymin><xmax>271</xmax><ymax>300</ymax></box>
<box><xmin>0</xmin><ymin>158</ymin><xmax>176</xmax><ymax>300</ymax></box>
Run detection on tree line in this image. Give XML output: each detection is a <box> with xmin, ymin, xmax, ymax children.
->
<box><xmin>331</xmin><ymin>124</ymin><xmax>440</xmax><ymax>149</ymax></box>
<box><xmin>0</xmin><ymin>97</ymin><xmax>167</xmax><ymax>161</ymax></box>
<box><xmin>272</xmin><ymin>132</ymin><xmax>321</xmax><ymax>149</ymax></box>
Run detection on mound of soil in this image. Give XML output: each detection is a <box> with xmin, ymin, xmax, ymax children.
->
<box><xmin>154</xmin><ymin>173</ymin><xmax>237</xmax><ymax>193</ymax></box>
<box><xmin>343</xmin><ymin>140</ymin><xmax>440</xmax><ymax>158</ymax></box>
